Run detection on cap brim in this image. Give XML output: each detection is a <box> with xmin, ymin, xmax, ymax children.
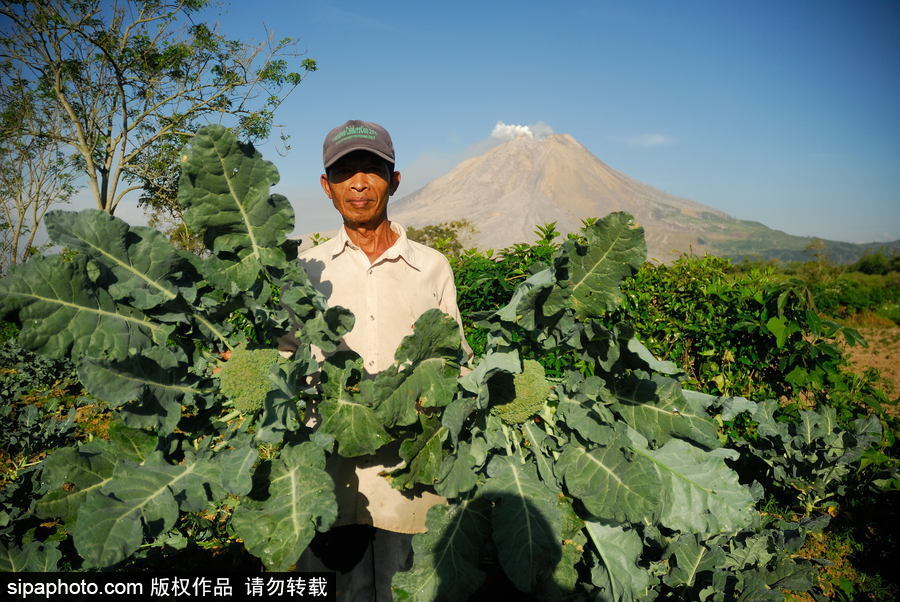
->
<box><xmin>324</xmin><ymin>146</ymin><xmax>395</xmax><ymax>169</ymax></box>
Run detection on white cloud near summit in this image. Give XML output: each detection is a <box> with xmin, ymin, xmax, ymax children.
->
<box><xmin>490</xmin><ymin>121</ymin><xmax>555</xmax><ymax>141</ymax></box>
<box><xmin>491</xmin><ymin>122</ymin><xmax>533</xmax><ymax>140</ymax></box>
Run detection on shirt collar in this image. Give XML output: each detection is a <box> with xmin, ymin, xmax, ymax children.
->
<box><xmin>333</xmin><ymin>221</ymin><xmax>420</xmax><ymax>270</ymax></box>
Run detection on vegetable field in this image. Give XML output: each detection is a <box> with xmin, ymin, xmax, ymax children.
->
<box><xmin>1</xmin><ymin>126</ymin><xmax>897</xmax><ymax>600</ymax></box>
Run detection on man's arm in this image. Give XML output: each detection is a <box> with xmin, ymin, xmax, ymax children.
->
<box><xmin>436</xmin><ymin>259</ymin><xmax>474</xmax><ymax>363</ymax></box>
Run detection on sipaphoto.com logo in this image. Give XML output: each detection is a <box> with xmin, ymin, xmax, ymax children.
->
<box><xmin>6</xmin><ymin>576</ymin><xmax>142</xmax><ymax>599</ymax></box>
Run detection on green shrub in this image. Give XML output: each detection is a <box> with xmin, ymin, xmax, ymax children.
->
<box><xmin>812</xmin><ymin>272</ymin><xmax>900</xmax><ymax>320</ymax></box>
<box><xmin>850</xmin><ymin>249</ymin><xmax>899</xmax><ymax>275</ymax></box>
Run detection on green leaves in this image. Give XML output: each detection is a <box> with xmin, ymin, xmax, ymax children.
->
<box><xmin>318</xmin><ymin>310</ymin><xmax>462</xmax><ymax>459</ymax></box>
<box><xmin>45</xmin><ymin>209</ymin><xmax>192</xmax><ymax>308</ymax></box>
<box><xmin>178</xmin><ymin>125</ymin><xmax>294</xmax><ymax>282</ymax></box>
<box><xmin>557</xmin><ymin>434</ymin><xmax>659</xmax><ymax>524</ymax></box>
<box><xmin>0</xmin><ymin>115</ymin><xmax>869</xmax><ymax>601</ymax></box>
<box><xmin>608</xmin><ymin>372</ymin><xmax>719</xmax><ymax>449</ymax></box>
<box><xmin>373</xmin><ymin>359</ymin><xmax>457</xmax><ymax>427</ymax></box>
<box><xmin>0</xmin><ymin>541</ymin><xmax>62</xmax><ymax>572</ymax></box>
<box><xmin>231</xmin><ymin>443</ymin><xmax>337</xmax><ymax>571</ymax></box>
<box><xmin>392</xmin><ymin>498</ymin><xmax>490</xmax><ymax>601</ymax></box>
<box><xmin>318</xmin><ymin>351</ymin><xmax>391</xmax><ymax>457</ymax></box>
<box><xmin>480</xmin><ymin>457</ymin><xmax>562</xmax><ymax>592</ymax></box>
<box><xmin>486</xmin><ymin>213</ymin><xmax>646</xmax><ymax>347</ymax></box>
<box><xmin>0</xmin><ymin>255</ymin><xmax>172</xmax><ymax>361</ymax></box>
<box><xmin>556</xmin><ymin>403</ymin><xmax>753</xmax><ymax>535</ymax></box>
<box><xmin>395</xmin><ymin>308</ymin><xmax>463</xmax><ymax>365</ymax></box>
<box><xmin>586</xmin><ymin>521</ymin><xmax>650</xmax><ymax>601</ymax></box>
<box><xmin>35</xmin><ymin>443</ymin><xmax>116</xmax><ymax>524</ymax></box>
<box><xmin>638</xmin><ymin>439</ymin><xmax>756</xmax><ymax>534</ymax></box>
<box><xmin>392</xmin><ymin>417</ymin><xmax>448</xmax><ymax>490</ymax></box>
<box><xmin>735</xmin><ymin>398</ymin><xmax>883</xmax><ymax>512</ymax></box>
<box><xmin>663</xmin><ymin>535</ymin><xmax>726</xmax><ymax>589</ymax></box>
<box><xmin>68</xmin><ymin>492</ymin><xmax>145</xmax><ymax>569</ymax></box>
<box><xmin>550</xmin><ymin>212</ymin><xmax>646</xmax><ymax>319</ymax></box>
<box><xmin>72</xmin><ymin>451</ymin><xmax>222</xmax><ymax>568</ymax></box>
<box><xmin>78</xmin><ymin>347</ymin><xmax>207</xmax><ymax>434</ymax></box>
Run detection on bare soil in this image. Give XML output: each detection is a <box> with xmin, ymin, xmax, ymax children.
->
<box><xmin>841</xmin><ymin>326</ymin><xmax>900</xmax><ymax>402</ymax></box>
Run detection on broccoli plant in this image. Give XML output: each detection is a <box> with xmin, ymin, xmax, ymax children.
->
<box><xmin>217</xmin><ymin>346</ymin><xmax>286</xmax><ymax>414</ymax></box>
<box><xmin>0</xmin><ymin>125</ymin><xmax>876</xmax><ymax>600</ymax></box>
<box><xmin>489</xmin><ymin>358</ymin><xmax>553</xmax><ymax>425</ymax></box>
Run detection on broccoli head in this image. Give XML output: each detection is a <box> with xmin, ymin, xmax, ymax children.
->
<box><xmin>489</xmin><ymin>359</ymin><xmax>552</xmax><ymax>425</ymax></box>
<box><xmin>218</xmin><ymin>346</ymin><xmax>283</xmax><ymax>413</ymax></box>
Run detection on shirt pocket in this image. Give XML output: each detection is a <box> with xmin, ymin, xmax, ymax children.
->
<box><xmin>385</xmin><ymin>275</ymin><xmax>439</xmax><ymax>330</ymax></box>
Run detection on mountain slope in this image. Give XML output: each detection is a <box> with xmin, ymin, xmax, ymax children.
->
<box><xmin>389</xmin><ymin>134</ymin><xmax>897</xmax><ymax>263</ymax></box>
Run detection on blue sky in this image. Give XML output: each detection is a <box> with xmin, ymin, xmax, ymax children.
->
<box><xmin>121</xmin><ymin>0</ymin><xmax>900</xmax><ymax>243</ymax></box>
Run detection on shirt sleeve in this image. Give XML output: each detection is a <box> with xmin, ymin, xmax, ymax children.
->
<box><xmin>436</xmin><ymin>257</ymin><xmax>474</xmax><ymax>363</ymax></box>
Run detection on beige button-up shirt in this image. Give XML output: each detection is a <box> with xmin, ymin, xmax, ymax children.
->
<box><xmin>299</xmin><ymin>222</ymin><xmax>470</xmax><ymax>372</ymax></box>
<box><xmin>296</xmin><ymin>222</ymin><xmax>470</xmax><ymax>533</ymax></box>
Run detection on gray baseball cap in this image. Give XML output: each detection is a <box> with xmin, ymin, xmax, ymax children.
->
<box><xmin>323</xmin><ymin>119</ymin><xmax>395</xmax><ymax>168</ymax></box>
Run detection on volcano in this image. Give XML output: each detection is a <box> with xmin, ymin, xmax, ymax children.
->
<box><xmin>388</xmin><ymin>134</ymin><xmax>897</xmax><ymax>263</ymax></box>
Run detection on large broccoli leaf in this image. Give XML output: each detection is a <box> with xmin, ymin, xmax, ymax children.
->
<box><xmin>480</xmin><ymin>456</ymin><xmax>562</xmax><ymax>592</ymax></box>
<box><xmin>394</xmin><ymin>308</ymin><xmax>463</xmax><ymax>365</ymax></box>
<box><xmin>318</xmin><ymin>351</ymin><xmax>391</xmax><ymax>457</ymax></box>
<box><xmin>457</xmin><ymin>350</ymin><xmax>521</xmax><ymax>411</ymax></box>
<box><xmin>390</xmin><ymin>416</ymin><xmax>448</xmax><ymax>490</ymax></box>
<box><xmin>491</xmin><ymin>266</ymin><xmax>558</xmax><ymax>334</ymax></box>
<box><xmin>45</xmin><ymin>209</ymin><xmax>193</xmax><ymax>309</ymax></box>
<box><xmin>216</xmin><ymin>435</ymin><xmax>260</xmax><ymax>497</ymax></box>
<box><xmin>68</xmin><ymin>492</ymin><xmax>143</xmax><ymax>569</ymax></box>
<box><xmin>485</xmin><ymin>214</ymin><xmax>644</xmax><ymax>347</ymax></box>
<box><xmin>78</xmin><ymin>347</ymin><xmax>208</xmax><ymax>434</ymax></box>
<box><xmin>71</xmin><ymin>451</ymin><xmax>222</xmax><ymax>568</ymax></box>
<box><xmin>178</xmin><ymin>125</ymin><xmax>294</xmax><ymax>275</ymax></box>
<box><xmin>369</xmin><ymin>309</ymin><xmax>462</xmax><ymax>427</ymax></box>
<box><xmin>0</xmin><ymin>255</ymin><xmax>172</xmax><ymax>360</ymax></box>
<box><xmin>0</xmin><ymin>541</ymin><xmax>61</xmax><ymax>572</ymax></box>
<box><xmin>434</xmin><ymin>440</ymin><xmax>479</xmax><ymax>498</ymax></box>
<box><xmin>608</xmin><ymin>372</ymin><xmax>720</xmax><ymax>449</ymax></box>
<box><xmin>547</xmin><ymin>212</ymin><xmax>646</xmax><ymax>319</ymax></box>
<box><xmin>663</xmin><ymin>534</ymin><xmax>726</xmax><ymax>589</ymax></box>
<box><xmin>392</xmin><ymin>497</ymin><xmax>491</xmax><ymax>602</ymax></box>
<box><xmin>35</xmin><ymin>443</ymin><xmax>116</xmax><ymax>524</ymax></box>
<box><xmin>230</xmin><ymin>443</ymin><xmax>337</xmax><ymax>571</ymax></box>
<box><xmin>371</xmin><ymin>359</ymin><xmax>459</xmax><ymax>428</ymax></box>
<box><xmin>586</xmin><ymin>521</ymin><xmax>651</xmax><ymax>602</ymax></box>
<box><xmin>35</xmin><ymin>426</ymin><xmax>157</xmax><ymax>526</ymax></box>
<box><xmin>556</xmin><ymin>434</ymin><xmax>660</xmax><ymax>524</ymax></box>
<box><xmin>636</xmin><ymin>437</ymin><xmax>757</xmax><ymax>535</ymax></box>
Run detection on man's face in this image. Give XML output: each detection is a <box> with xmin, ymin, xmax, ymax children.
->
<box><xmin>321</xmin><ymin>150</ymin><xmax>400</xmax><ymax>228</ymax></box>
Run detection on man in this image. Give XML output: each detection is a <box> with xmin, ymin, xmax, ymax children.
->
<box><xmin>293</xmin><ymin>120</ymin><xmax>470</xmax><ymax>600</ymax></box>
<box><xmin>300</xmin><ymin>119</ymin><xmax>470</xmax><ymax>375</ymax></box>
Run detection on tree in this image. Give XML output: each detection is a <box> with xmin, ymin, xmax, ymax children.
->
<box><xmin>406</xmin><ymin>219</ymin><xmax>476</xmax><ymax>257</ymax></box>
<box><xmin>0</xmin><ymin>0</ymin><xmax>316</xmax><ymax>217</ymax></box>
<box><xmin>0</xmin><ymin>69</ymin><xmax>77</xmax><ymax>273</ymax></box>
<box><xmin>850</xmin><ymin>249</ymin><xmax>897</xmax><ymax>275</ymax></box>
<box><xmin>800</xmin><ymin>237</ymin><xmax>837</xmax><ymax>282</ymax></box>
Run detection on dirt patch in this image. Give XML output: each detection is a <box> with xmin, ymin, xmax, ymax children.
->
<box><xmin>74</xmin><ymin>403</ymin><xmax>113</xmax><ymax>439</ymax></box>
<box><xmin>840</xmin><ymin>327</ymin><xmax>900</xmax><ymax>401</ymax></box>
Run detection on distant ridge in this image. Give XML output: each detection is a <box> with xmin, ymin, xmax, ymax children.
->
<box><xmin>389</xmin><ymin>134</ymin><xmax>898</xmax><ymax>263</ymax></box>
